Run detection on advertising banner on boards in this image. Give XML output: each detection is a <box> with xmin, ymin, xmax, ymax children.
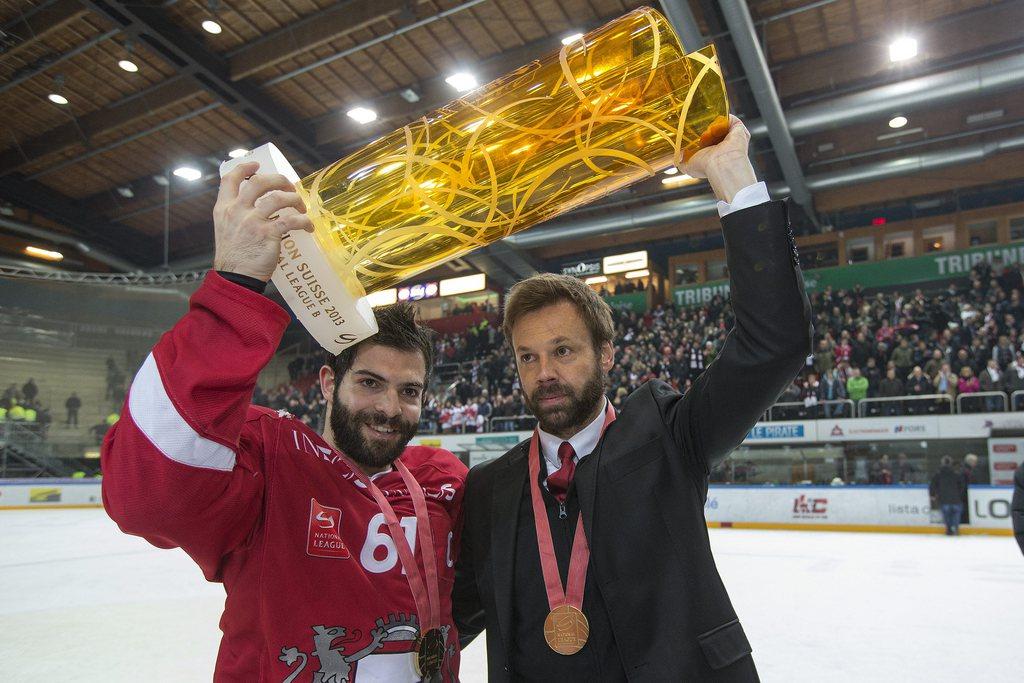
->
<box><xmin>986</xmin><ymin>437</ymin><xmax>1024</xmax><ymax>485</ymax></box>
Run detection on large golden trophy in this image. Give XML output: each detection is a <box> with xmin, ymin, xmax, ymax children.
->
<box><xmin>221</xmin><ymin>7</ymin><xmax>727</xmax><ymax>352</ymax></box>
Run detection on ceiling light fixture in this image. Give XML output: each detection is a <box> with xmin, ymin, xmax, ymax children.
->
<box><xmin>561</xmin><ymin>32</ymin><xmax>584</xmax><ymax>45</ymax></box>
<box><xmin>47</xmin><ymin>73</ymin><xmax>69</xmax><ymax>105</ymax></box>
<box><xmin>25</xmin><ymin>246</ymin><xmax>64</xmax><ymax>262</ymax></box>
<box><xmin>346</xmin><ymin>107</ymin><xmax>378</xmax><ymax>124</ymax></box>
<box><xmin>118</xmin><ymin>59</ymin><xmax>139</xmax><ymax>72</ymax></box>
<box><xmin>445</xmin><ymin>72</ymin><xmax>477</xmax><ymax>92</ymax></box>
<box><xmin>889</xmin><ymin>36</ymin><xmax>918</xmax><ymax>63</ymax></box>
<box><xmin>584</xmin><ymin>275</ymin><xmax>608</xmax><ymax>286</ymax></box>
<box><xmin>888</xmin><ymin>115</ymin><xmax>908</xmax><ymax>129</ymax></box>
<box><xmin>228</xmin><ymin>148</ymin><xmax>249</xmax><ymax>158</ymax></box>
<box><xmin>202</xmin><ymin>19</ymin><xmax>222</xmax><ymax>34</ymax></box>
<box><xmin>663</xmin><ymin>167</ymin><xmax>679</xmax><ymax>175</ymax></box>
<box><xmin>662</xmin><ymin>173</ymin><xmax>700</xmax><ymax>187</ymax></box>
<box><xmin>116</xmin><ymin>186</ymin><xmax>134</xmax><ymax>198</ymax></box>
<box><xmin>173</xmin><ymin>166</ymin><xmax>203</xmax><ymax>181</ymax></box>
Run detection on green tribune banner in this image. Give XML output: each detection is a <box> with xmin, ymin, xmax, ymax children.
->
<box><xmin>672</xmin><ymin>241</ymin><xmax>1024</xmax><ymax>307</ymax></box>
<box><xmin>603</xmin><ymin>291</ymin><xmax>648</xmax><ymax>312</ymax></box>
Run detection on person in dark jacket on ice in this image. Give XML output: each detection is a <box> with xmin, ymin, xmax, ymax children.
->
<box><xmin>1012</xmin><ymin>460</ymin><xmax>1024</xmax><ymax>556</ymax></box>
<box><xmin>930</xmin><ymin>456</ymin><xmax>968</xmax><ymax>536</ymax></box>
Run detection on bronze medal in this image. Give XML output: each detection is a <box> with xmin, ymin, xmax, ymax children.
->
<box><xmin>414</xmin><ymin>627</ymin><xmax>445</xmax><ymax>678</ymax></box>
<box><xmin>543</xmin><ymin>604</ymin><xmax>590</xmax><ymax>655</ymax></box>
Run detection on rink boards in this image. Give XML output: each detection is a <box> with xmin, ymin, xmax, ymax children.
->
<box><xmin>0</xmin><ymin>479</ymin><xmax>1012</xmax><ymax>536</ymax></box>
<box><xmin>0</xmin><ymin>479</ymin><xmax>102</xmax><ymax>509</ymax></box>
<box><xmin>4</xmin><ymin>411</ymin><xmax>1021</xmax><ymax>536</ymax></box>
<box><xmin>703</xmin><ymin>485</ymin><xmax>1013</xmax><ymax>535</ymax></box>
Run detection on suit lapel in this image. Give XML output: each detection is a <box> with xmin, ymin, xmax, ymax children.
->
<box><xmin>576</xmin><ymin>426</ymin><xmax>607</xmax><ymax>541</ymax></box>
<box><xmin>577</xmin><ymin>409</ymin><xmax>621</xmax><ymax>540</ymax></box>
<box><xmin>490</xmin><ymin>442</ymin><xmax>528</xmax><ymax>659</ymax></box>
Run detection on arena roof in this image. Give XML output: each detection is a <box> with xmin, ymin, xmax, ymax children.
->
<box><xmin>0</xmin><ymin>0</ymin><xmax>1022</xmax><ymax>276</ymax></box>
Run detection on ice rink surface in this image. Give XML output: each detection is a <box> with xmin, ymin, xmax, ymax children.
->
<box><xmin>1</xmin><ymin>509</ymin><xmax>1020</xmax><ymax>682</ymax></box>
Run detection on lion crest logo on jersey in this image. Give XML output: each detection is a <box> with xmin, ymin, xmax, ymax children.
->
<box><xmin>279</xmin><ymin>614</ymin><xmax>455</xmax><ymax>682</ymax></box>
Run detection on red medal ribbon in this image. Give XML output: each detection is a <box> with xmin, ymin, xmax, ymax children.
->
<box><xmin>527</xmin><ymin>402</ymin><xmax>616</xmax><ymax>612</ymax></box>
<box><xmin>336</xmin><ymin>452</ymin><xmax>441</xmax><ymax>634</ymax></box>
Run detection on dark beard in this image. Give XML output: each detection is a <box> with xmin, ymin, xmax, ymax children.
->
<box><xmin>329</xmin><ymin>389</ymin><xmax>418</xmax><ymax>471</ymax></box>
<box><xmin>524</xmin><ymin>364</ymin><xmax>605</xmax><ymax>437</ymax></box>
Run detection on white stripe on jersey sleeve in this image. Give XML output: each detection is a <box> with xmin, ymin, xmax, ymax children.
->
<box><xmin>127</xmin><ymin>353</ymin><xmax>236</xmax><ymax>471</ymax></box>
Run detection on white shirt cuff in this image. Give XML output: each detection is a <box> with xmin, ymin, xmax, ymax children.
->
<box><xmin>716</xmin><ymin>181</ymin><xmax>770</xmax><ymax>218</ymax></box>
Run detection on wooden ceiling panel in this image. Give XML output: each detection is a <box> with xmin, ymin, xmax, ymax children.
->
<box><xmin>493</xmin><ymin>0</ymin><xmax>548</xmax><ymax>43</ymax></box>
<box><xmin>773</xmin><ymin>0</ymin><xmax>1024</xmax><ymax>102</ymax></box>
<box><xmin>29</xmin><ymin>102</ymin><xmax>260</xmax><ymax>200</ymax></box>
<box><xmin>163</xmin><ymin>0</ymin><xmax>318</xmax><ymax>52</ymax></box>
<box><xmin>587</xmin><ymin>0</ymin><xmax>630</xmax><ymax>22</ymax></box>
<box><xmin>764</xmin><ymin>0</ymin><xmax>998</xmax><ymax>64</ymax></box>
<box><xmin>387</xmin><ymin>31</ymin><xmax>445</xmax><ymax>78</ymax></box>
<box><xmin>1</xmin><ymin>21</ymin><xmax>182</xmax><ymax>150</ymax></box>
<box><xmin>14</xmin><ymin>93</ymin><xmax>214</xmax><ymax>177</ymax></box>
<box><xmin>451</xmin><ymin>4</ymin><xmax>515</xmax><ymax>54</ymax></box>
<box><xmin>0</xmin><ymin>1</ymin><xmax>43</xmax><ymax>25</ymax></box>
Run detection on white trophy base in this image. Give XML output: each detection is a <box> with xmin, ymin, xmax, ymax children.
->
<box><xmin>219</xmin><ymin>143</ymin><xmax>378</xmax><ymax>354</ymax></box>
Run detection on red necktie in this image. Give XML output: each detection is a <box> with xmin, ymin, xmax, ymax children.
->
<box><xmin>546</xmin><ymin>441</ymin><xmax>576</xmax><ymax>503</ymax></box>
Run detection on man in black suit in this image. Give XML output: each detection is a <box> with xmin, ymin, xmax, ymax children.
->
<box><xmin>452</xmin><ymin>116</ymin><xmax>812</xmax><ymax>681</ymax></box>
<box><xmin>1012</xmin><ymin>460</ymin><xmax>1024</xmax><ymax>556</ymax></box>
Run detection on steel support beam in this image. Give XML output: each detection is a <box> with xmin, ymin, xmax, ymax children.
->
<box><xmin>0</xmin><ymin>175</ymin><xmax>146</xmax><ymax>268</ymax></box>
<box><xmin>0</xmin><ymin>76</ymin><xmax>204</xmax><ymax>176</ymax></box>
<box><xmin>747</xmin><ymin>52</ymin><xmax>1024</xmax><ymax>138</ymax></box>
<box><xmin>29</xmin><ymin>103</ymin><xmax>221</xmax><ymax>182</ymax></box>
<box><xmin>718</xmin><ymin>0</ymin><xmax>814</xmax><ymax>213</ymax></box>
<box><xmin>658</xmin><ymin>0</ymin><xmax>706</xmax><ymax>52</ymax></box>
<box><xmin>0</xmin><ymin>0</ymin><xmax>89</xmax><ymax>61</ymax></box>
<box><xmin>227</xmin><ymin>0</ymin><xmax>409</xmax><ymax>81</ymax></box>
<box><xmin>0</xmin><ymin>28</ymin><xmax>120</xmax><ymax>96</ymax></box>
<box><xmin>0</xmin><ymin>214</ymin><xmax>141</xmax><ymax>272</ymax></box>
<box><xmin>80</xmin><ymin>0</ymin><xmax>324</xmax><ymax>166</ymax></box>
<box><xmin>506</xmin><ymin>132</ymin><xmax>1024</xmax><ymax>249</ymax></box>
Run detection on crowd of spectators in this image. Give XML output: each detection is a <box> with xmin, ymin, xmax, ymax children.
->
<box><xmin>2</xmin><ymin>357</ymin><xmax>127</xmax><ymax>444</ymax></box>
<box><xmin>257</xmin><ymin>258</ymin><xmax>1024</xmax><ymax>435</ymax></box>
<box><xmin>778</xmin><ymin>257</ymin><xmax>1024</xmax><ymax>418</ymax></box>
<box><xmin>0</xmin><ymin>379</ymin><xmax>52</xmax><ymax>433</ymax></box>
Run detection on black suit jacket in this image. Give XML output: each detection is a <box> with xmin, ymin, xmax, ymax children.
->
<box><xmin>453</xmin><ymin>200</ymin><xmax>812</xmax><ymax>681</ymax></box>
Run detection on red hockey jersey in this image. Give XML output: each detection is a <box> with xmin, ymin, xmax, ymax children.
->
<box><xmin>101</xmin><ymin>272</ymin><xmax>468</xmax><ymax>682</ymax></box>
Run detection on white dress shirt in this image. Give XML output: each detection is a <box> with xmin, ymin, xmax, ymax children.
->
<box><xmin>537</xmin><ymin>399</ymin><xmax>610</xmax><ymax>478</ymax></box>
<box><xmin>716</xmin><ymin>181</ymin><xmax>770</xmax><ymax>218</ymax></box>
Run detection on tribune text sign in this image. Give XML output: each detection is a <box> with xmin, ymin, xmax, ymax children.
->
<box><xmin>673</xmin><ymin>241</ymin><xmax>1024</xmax><ymax>307</ymax></box>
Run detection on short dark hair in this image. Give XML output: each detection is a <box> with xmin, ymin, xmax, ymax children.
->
<box><xmin>325</xmin><ymin>302</ymin><xmax>434</xmax><ymax>385</ymax></box>
<box><xmin>502</xmin><ymin>273</ymin><xmax>614</xmax><ymax>350</ymax></box>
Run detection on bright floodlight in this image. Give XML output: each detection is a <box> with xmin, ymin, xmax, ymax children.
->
<box><xmin>561</xmin><ymin>32</ymin><xmax>584</xmax><ymax>45</ymax></box>
<box><xmin>663</xmin><ymin>167</ymin><xmax>679</xmax><ymax>175</ymax></box>
<box><xmin>202</xmin><ymin>20</ymin><xmax>222</xmax><ymax>35</ymax></box>
<box><xmin>228</xmin><ymin>148</ymin><xmax>248</xmax><ymax>158</ymax></box>
<box><xmin>445</xmin><ymin>72</ymin><xmax>478</xmax><ymax>92</ymax></box>
<box><xmin>347</xmin><ymin>107</ymin><xmax>378</xmax><ymax>124</ymax></box>
<box><xmin>889</xmin><ymin>36</ymin><xmax>917</xmax><ymax>62</ymax></box>
<box><xmin>118</xmin><ymin>59</ymin><xmax>139</xmax><ymax>72</ymax></box>
<box><xmin>662</xmin><ymin>173</ymin><xmax>699</xmax><ymax>187</ymax></box>
<box><xmin>888</xmin><ymin>115</ymin><xmax>908</xmax><ymax>129</ymax></box>
<box><xmin>25</xmin><ymin>246</ymin><xmax>64</xmax><ymax>262</ymax></box>
<box><xmin>48</xmin><ymin>93</ymin><xmax>68</xmax><ymax>105</ymax></box>
<box><xmin>173</xmin><ymin>166</ymin><xmax>203</xmax><ymax>182</ymax></box>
